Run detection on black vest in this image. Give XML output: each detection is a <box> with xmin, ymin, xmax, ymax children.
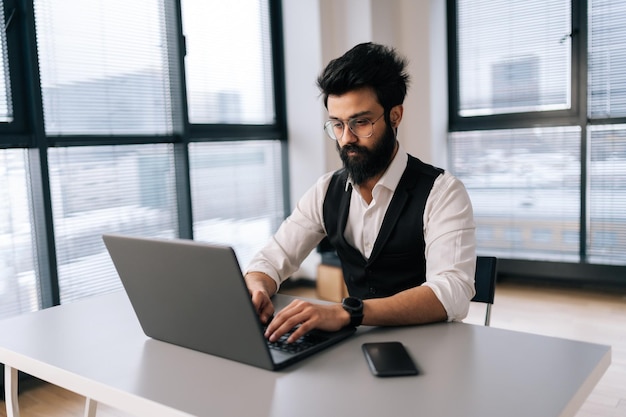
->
<box><xmin>322</xmin><ymin>155</ymin><xmax>443</xmax><ymax>299</ymax></box>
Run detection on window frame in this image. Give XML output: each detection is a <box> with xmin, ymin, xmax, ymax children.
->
<box><xmin>0</xmin><ymin>0</ymin><xmax>35</xmax><ymax>144</ymax></box>
<box><xmin>447</xmin><ymin>0</ymin><xmax>626</xmax><ymax>288</ymax></box>
<box><xmin>447</xmin><ymin>0</ymin><xmax>586</xmax><ymax>133</ymax></box>
<box><xmin>0</xmin><ymin>0</ymin><xmax>289</xmax><ymax>309</ymax></box>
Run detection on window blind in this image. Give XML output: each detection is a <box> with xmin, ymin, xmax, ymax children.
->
<box><xmin>48</xmin><ymin>144</ymin><xmax>179</xmax><ymax>304</ymax></box>
<box><xmin>32</xmin><ymin>0</ymin><xmax>181</xmax><ymax>304</ymax></box>
<box><xmin>0</xmin><ymin>149</ymin><xmax>40</xmax><ymax>319</ymax></box>
<box><xmin>0</xmin><ymin>0</ymin><xmax>285</xmax><ymax>315</ymax></box>
<box><xmin>588</xmin><ymin>125</ymin><xmax>626</xmax><ymax>265</ymax></box>
<box><xmin>587</xmin><ymin>0</ymin><xmax>626</xmax><ymax>265</ymax></box>
<box><xmin>34</xmin><ymin>0</ymin><xmax>177</xmax><ymax>135</ymax></box>
<box><xmin>452</xmin><ymin>0</ymin><xmax>626</xmax><ymax>268</ymax></box>
<box><xmin>588</xmin><ymin>0</ymin><xmax>626</xmax><ymax>118</ymax></box>
<box><xmin>456</xmin><ymin>0</ymin><xmax>571</xmax><ymax>116</ymax></box>
<box><xmin>450</xmin><ymin>127</ymin><xmax>581</xmax><ymax>262</ymax></box>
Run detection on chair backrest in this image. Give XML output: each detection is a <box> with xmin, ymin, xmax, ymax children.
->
<box><xmin>471</xmin><ymin>256</ymin><xmax>497</xmax><ymax>326</ymax></box>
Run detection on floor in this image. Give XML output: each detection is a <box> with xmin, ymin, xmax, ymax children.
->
<box><xmin>1</xmin><ymin>280</ymin><xmax>625</xmax><ymax>417</ymax></box>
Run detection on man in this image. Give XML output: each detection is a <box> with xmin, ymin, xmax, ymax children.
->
<box><xmin>245</xmin><ymin>42</ymin><xmax>476</xmax><ymax>343</ymax></box>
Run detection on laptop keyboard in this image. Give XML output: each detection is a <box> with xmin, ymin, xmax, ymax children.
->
<box><xmin>266</xmin><ymin>328</ymin><xmax>329</xmax><ymax>354</ymax></box>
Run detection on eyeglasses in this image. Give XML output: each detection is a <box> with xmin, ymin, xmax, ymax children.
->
<box><xmin>323</xmin><ymin>113</ymin><xmax>385</xmax><ymax>140</ymax></box>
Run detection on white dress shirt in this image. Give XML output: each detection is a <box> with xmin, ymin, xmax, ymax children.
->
<box><xmin>245</xmin><ymin>144</ymin><xmax>476</xmax><ymax>321</ymax></box>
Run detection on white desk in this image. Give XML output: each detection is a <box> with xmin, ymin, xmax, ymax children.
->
<box><xmin>0</xmin><ymin>292</ymin><xmax>611</xmax><ymax>417</ymax></box>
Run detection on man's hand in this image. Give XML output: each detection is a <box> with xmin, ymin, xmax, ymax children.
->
<box><xmin>264</xmin><ymin>299</ymin><xmax>350</xmax><ymax>344</ymax></box>
<box><xmin>244</xmin><ymin>272</ymin><xmax>277</xmax><ymax>324</ymax></box>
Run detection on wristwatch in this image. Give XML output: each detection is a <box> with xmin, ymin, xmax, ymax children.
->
<box><xmin>341</xmin><ymin>296</ymin><xmax>364</xmax><ymax>327</ymax></box>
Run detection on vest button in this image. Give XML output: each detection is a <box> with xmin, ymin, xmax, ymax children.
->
<box><xmin>369</xmin><ymin>287</ymin><xmax>377</xmax><ymax>295</ymax></box>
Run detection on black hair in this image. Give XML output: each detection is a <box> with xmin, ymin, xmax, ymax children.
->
<box><xmin>316</xmin><ymin>42</ymin><xmax>410</xmax><ymax>112</ymax></box>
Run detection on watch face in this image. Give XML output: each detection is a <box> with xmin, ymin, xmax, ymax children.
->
<box><xmin>344</xmin><ymin>297</ymin><xmax>362</xmax><ymax>309</ymax></box>
<box><xmin>343</xmin><ymin>296</ymin><xmax>364</xmax><ymax>327</ymax></box>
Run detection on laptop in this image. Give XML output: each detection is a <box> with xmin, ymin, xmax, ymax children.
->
<box><xmin>102</xmin><ymin>234</ymin><xmax>356</xmax><ymax>371</ymax></box>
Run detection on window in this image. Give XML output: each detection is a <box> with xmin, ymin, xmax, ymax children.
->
<box><xmin>588</xmin><ymin>2</ymin><xmax>626</xmax><ymax>118</ymax></box>
<box><xmin>48</xmin><ymin>144</ymin><xmax>179</xmax><ymax>303</ymax></box>
<box><xmin>449</xmin><ymin>0</ymin><xmax>626</xmax><ymax>282</ymax></box>
<box><xmin>34</xmin><ymin>0</ymin><xmax>178</xmax><ymax>135</ymax></box>
<box><xmin>588</xmin><ymin>125</ymin><xmax>626</xmax><ymax>265</ymax></box>
<box><xmin>189</xmin><ymin>141</ymin><xmax>284</xmax><ymax>266</ymax></box>
<box><xmin>0</xmin><ymin>149</ymin><xmax>39</xmax><ymax>319</ymax></box>
<box><xmin>449</xmin><ymin>126</ymin><xmax>581</xmax><ymax>262</ymax></box>
<box><xmin>456</xmin><ymin>0</ymin><xmax>571</xmax><ymax>117</ymax></box>
<box><xmin>0</xmin><ymin>0</ymin><xmax>286</xmax><ymax>318</ymax></box>
<box><xmin>181</xmin><ymin>0</ymin><xmax>275</xmax><ymax>124</ymax></box>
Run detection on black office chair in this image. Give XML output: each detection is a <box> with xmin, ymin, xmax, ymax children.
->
<box><xmin>471</xmin><ymin>256</ymin><xmax>498</xmax><ymax>326</ymax></box>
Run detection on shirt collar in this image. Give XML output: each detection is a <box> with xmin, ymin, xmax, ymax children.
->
<box><xmin>344</xmin><ymin>142</ymin><xmax>408</xmax><ymax>192</ymax></box>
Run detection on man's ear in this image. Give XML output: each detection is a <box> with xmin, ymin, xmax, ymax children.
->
<box><xmin>389</xmin><ymin>105</ymin><xmax>404</xmax><ymax>127</ymax></box>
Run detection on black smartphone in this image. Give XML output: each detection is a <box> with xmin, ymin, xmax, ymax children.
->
<box><xmin>361</xmin><ymin>342</ymin><xmax>419</xmax><ymax>377</ymax></box>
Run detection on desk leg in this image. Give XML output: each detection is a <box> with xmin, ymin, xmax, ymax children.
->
<box><xmin>84</xmin><ymin>397</ymin><xmax>98</xmax><ymax>417</ymax></box>
<box><xmin>4</xmin><ymin>365</ymin><xmax>21</xmax><ymax>417</ymax></box>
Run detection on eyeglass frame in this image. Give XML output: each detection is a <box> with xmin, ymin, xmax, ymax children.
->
<box><xmin>323</xmin><ymin>112</ymin><xmax>385</xmax><ymax>141</ymax></box>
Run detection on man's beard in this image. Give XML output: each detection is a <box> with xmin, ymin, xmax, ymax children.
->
<box><xmin>337</xmin><ymin>126</ymin><xmax>397</xmax><ymax>185</ymax></box>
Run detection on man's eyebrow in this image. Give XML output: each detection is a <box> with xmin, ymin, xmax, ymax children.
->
<box><xmin>329</xmin><ymin>110</ymin><xmax>375</xmax><ymax>120</ymax></box>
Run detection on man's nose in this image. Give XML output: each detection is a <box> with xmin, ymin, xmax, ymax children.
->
<box><xmin>339</xmin><ymin>125</ymin><xmax>358</xmax><ymax>144</ymax></box>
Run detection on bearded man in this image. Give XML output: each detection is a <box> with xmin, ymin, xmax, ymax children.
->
<box><xmin>245</xmin><ymin>42</ymin><xmax>476</xmax><ymax>344</ymax></box>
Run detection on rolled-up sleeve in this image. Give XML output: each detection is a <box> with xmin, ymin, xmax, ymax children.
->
<box><xmin>421</xmin><ymin>172</ymin><xmax>476</xmax><ymax>321</ymax></box>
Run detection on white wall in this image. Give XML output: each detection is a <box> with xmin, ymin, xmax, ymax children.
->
<box><xmin>282</xmin><ymin>0</ymin><xmax>448</xmax><ymax>279</ymax></box>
